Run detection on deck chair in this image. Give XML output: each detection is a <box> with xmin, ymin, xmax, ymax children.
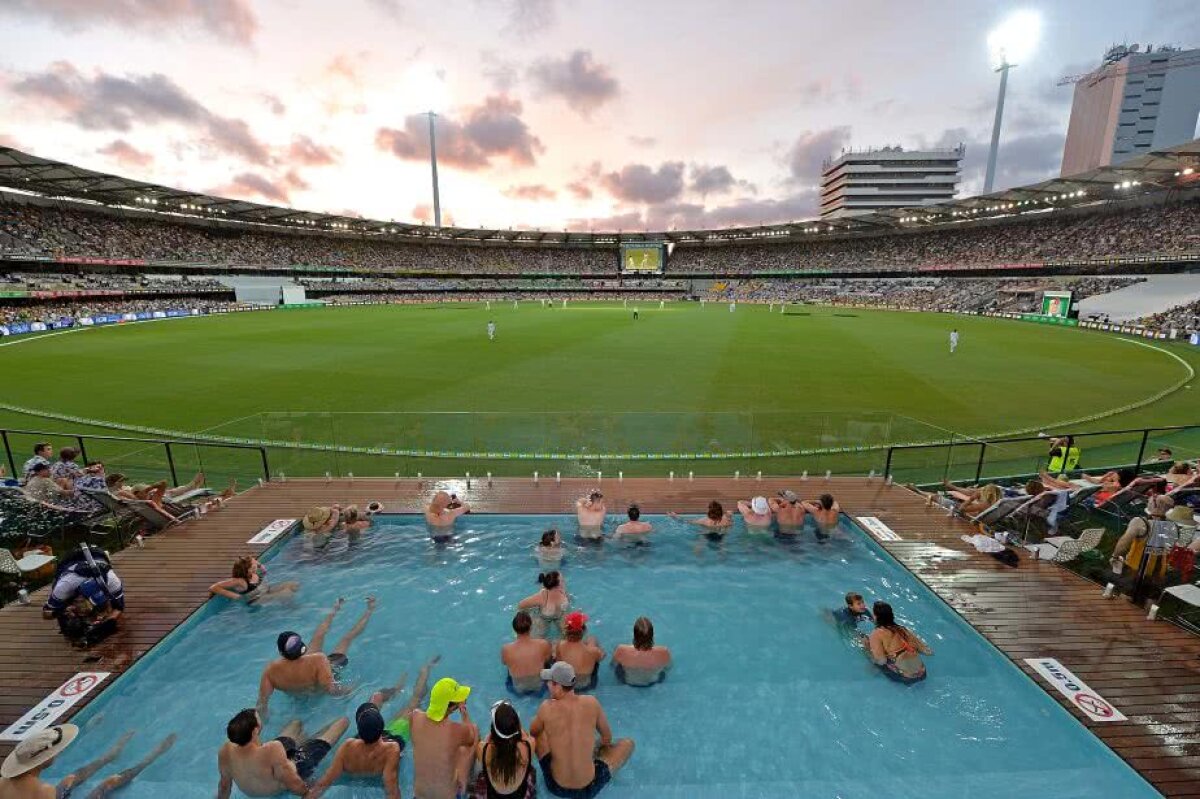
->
<box><xmin>1001</xmin><ymin>491</ymin><xmax>1066</xmax><ymax>540</ymax></box>
<box><xmin>968</xmin><ymin>495</ymin><xmax>1028</xmax><ymax>532</ymax></box>
<box><xmin>1095</xmin><ymin>478</ymin><xmax>1168</xmax><ymax>523</ymax></box>
<box><xmin>1160</xmin><ymin>582</ymin><xmax>1200</xmax><ymax>634</ymax></box>
<box><xmin>0</xmin><ymin>546</ymin><xmax>57</xmax><ymax>583</ymax></box>
<box><xmin>0</xmin><ymin>487</ymin><xmax>90</xmax><ymax>545</ymax></box>
<box><xmin>79</xmin><ymin>488</ymin><xmax>141</xmax><ymax>543</ymax></box>
<box><xmin>1025</xmin><ymin>527</ymin><xmax>1104</xmax><ymax>563</ymax></box>
<box><xmin>125</xmin><ymin>498</ymin><xmax>197</xmax><ymax>533</ymax></box>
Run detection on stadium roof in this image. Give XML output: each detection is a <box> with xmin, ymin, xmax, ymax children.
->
<box><xmin>1</xmin><ymin>139</ymin><xmax>1199</xmax><ymax>247</ymax></box>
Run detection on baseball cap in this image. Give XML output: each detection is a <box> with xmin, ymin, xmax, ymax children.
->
<box><xmin>427</xmin><ymin>677</ymin><xmax>471</xmax><ymax>722</ymax></box>
<box><xmin>751</xmin><ymin>496</ymin><xmax>770</xmax><ymax>515</ymax></box>
<box><xmin>564</xmin><ymin>611</ymin><xmax>588</xmax><ymax>633</ymax></box>
<box><xmin>777</xmin><ymin>489</ymin><xmax>798</xmax><ymax>502</ymax></box>
<box><xmin>356</xmin><ymin>702</ymin><xmax>385</xmax><ymax>743</ymax></box>
<box><xmin>276</xmin><ymin>631</ymin><xmax>306</xmax><ymax>660</ymax></box>
<box><xmin>541</xmin><ymin>660</ymin><xmax>576</xmax><ymax>688</ymax></box>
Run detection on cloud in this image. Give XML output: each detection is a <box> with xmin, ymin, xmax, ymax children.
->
<box><xmin>528</xmin><ymin>50</ymin><xmax>620</xmax><ymax>116</ymax></box>
<box><xmin>0</xmin><ymin>0</ymin><xmax>257</xmax><ymax>46</ymax></box>
<box><xmin>932</xmin><ymin>126</ymin><xmax>1064</xmax><ymax>194</ymax></box>
<box><xmin>571</xmin><ymin>189</ymin><xmax>820</xmax><ymax>232</ymax></box>
<box><xmin>367</xmin><ymin>0</ymin><xmax>403</xmax><ymax>20</ymax></box>
<box><xmin>600</xmin><ymin>162</ymin><xmax>685</xmax><ymax>204</ymax></box>
<box><xmin>503</xmin><ymin>183</ymin><xmax>557</xmax><ymax>201</ymax></box>
<box><xmin>567</xmin><ymin>210</ymin><xmax>644</xmax><ymax>232</ymax></box>
<box><xmin>627</xmin><ymin>135</ymin><xmax>656</xmax><ymax>148</ymax></box>
<box><xmin>286</xmin><ymin>135</ymin><xmax>340</xmax><ymax>167</ymax></box>
<box><xmin>481</xmin><ymin>51</ymin><xmax>519</xmax><ymax>92</ymax></box>
<box><xmin>688</xmin><ymin>164</ymin><xmax>753</xmax><ymax>197</ymax></box>
<box><xmin>324</xmin><ymin>53</ymin><xmax>367</xmax><ymax>86</ymax></box>
<box><xmin>0</xmin><ymin>133</ymin><xmax>24</xmax><ymax>149</ymax></box>
<box><xmin>565</xmin><ymin>180</ymin><xmax>593</xmax><ymax>200</ymax></box>
<box><xmin>97</xmin><ymin>139</ymin><xmax>153</xmax><ymax>169</ymax></box>
<box><xmin>10</xmin><ymin>62</ymin><xmax>271</xmax><ymax>164</ymax></box>
<box><xmin>375</xmin><ymin>95</ymin><xmax>544</xmax><ymax>171</ymax></box>
<box><xmin>486</xmin><ymin>0</ymin><xmax>559</xmax><ymax>37</ymax></box>
<box><xmin>261</xmin><ymin>93</ymin><xmax>286</xmax><ymax>115</ymax></box>
<box><xmin>208</xmin><ymin>169</ymin><xmax>308</xmax><ymax>204</ymax></box>
<box><xmin>796</xmin><ymin>75</ymin><xmax>862</xmax><ymax>104</ymax></box>
<box><xmin>787</xmin><ymin>126</ymin><xmax>852</xmax><ymax>183</ymax></box>
<box><xmin>412</xmin><ymin>203</ymin><xmax>456</xmax><ymax>226</ymax></box>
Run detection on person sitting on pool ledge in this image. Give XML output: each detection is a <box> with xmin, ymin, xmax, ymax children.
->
<box><xmin>770</xmin><ymin>490</ymin><xmax>806</xmax><ymax>533</ymax></box>
<box><xmin>803</xmin><ymin>494</ymin><xmax>840</xmax><ymax>534</ymax></box>
<box><xmin>612</xmin><ymin>617</ymin><xmax>671</xmax><ymax>687</ymax></box>
<box><xmin>469</xmin><ymin>700</ymin><xmax>538</xmax><ymax>799</ymax></box>
<box><xmin>518</xmin><ymin>571</ymin><xmax>570</xmax><ymax>640</ymax></box>
<box><xmin>576</xmin><ymin>490</ymin><xmax>606</xmax><ymax>539</ymax></box>
<box><xmin>531</xmin><ymin>662</ymin><xmax>634</xmax><ymax>798</ymax></box>
<box><xmin>668</xmin><ymin>500</ymin><xmax>732</xmax><ymax>538</ymax></box>
<box><xmin>0</xmin><ymin>726</ymin><xmax>174</xmax><ymax>799</ymax></box>
<box><xmin>613</xmin><ymin>505</ymin><xmax>652</xmax><ymax>538</ymax></box>
<box><xmin>867</xmin><ymin>601</ymin><xmax>932</xmax><ymax>684</ymax></box>
<box><xmin>426</xmin><ymin>491</ymin><xmax>471</xmax><ymax>536</ymax></box>
<box><xmin>504</xmin><ymin>610</ymin><xmax>554</xmax><ymax>694</ymax></box>
<box><xmin>217</xmin><ymin>709</ymin><xmax>348</xmax><ymax>798</ymax></box>
<box><xmin>257</xmin><ymin>596</ymin><xmax>376</xmax><ymax>719</ymax></box>
<box><xmin>210</xmin><ymin>556</ymin><xmax>299</xmax><ymax>605</ymax></box>
<box><xmin>737</xmin><ymin>496</ymin><xmax>773</xmax><ymax>529</ymax></box>
<box><xmin>408</xmin><ymin>677</ymin><xmax>479</xmax><ymax>799</ymax></box>
<box><xmin>339</xmin><ymin>505</ymin><xmax>372</xmax><ymax>540</ymax></box>
<box><xmin>305</xmin><ymin>655</ymin><xmax>440</xmax><ymax>799</ymax></box>
<box><xmin>553</xmin><ymin>612</ymin><xmax>605</xmax><ymax>692</ymax></box>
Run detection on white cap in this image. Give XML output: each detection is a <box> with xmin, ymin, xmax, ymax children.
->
<box><xmin>751</xmin><ymin>496</ymin><xmax>770</xmax><ymax>515</ymax></box>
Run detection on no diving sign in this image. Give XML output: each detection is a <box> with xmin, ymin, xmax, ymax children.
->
<box><xmin>1024</xmin><ymin>658</ymin><xmax>1126</xmax><ymax>722</ymax></box>
<box><xmin>0</xmin><ymin>672</ymin><xmax>111</xmax><ymax>741</ymax></box>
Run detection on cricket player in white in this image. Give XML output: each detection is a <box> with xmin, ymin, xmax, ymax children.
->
<box><xmin>659</xmin><ymin>300</ymin><xmax>664</xmax><ymax>309</ymax></box>
<box><xmin>950</xmin><ymin>328</ymin><xmax>959</xmax><ymax>353</ymax></box>
<box><xmin>729</xmin><ymin>302</ymin><xmax>736</xmax><ymax>313</ymax></box>
<box><xmin>487</xmin><ymin>320</ymin><xmax>496</xmax><ymax>341</ymax></box>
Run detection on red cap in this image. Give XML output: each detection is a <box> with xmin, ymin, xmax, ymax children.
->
<box><xmin>564</xmin><ymin>612</ymin><xmax>588</xmax><ymax>632</ymax></box>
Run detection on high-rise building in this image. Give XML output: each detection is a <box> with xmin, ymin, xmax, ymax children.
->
<box><xmin>1061</xmin><ymin>44</ymin><xmax>1200</xmax><ymax>176</ymax></box>
<box><xmin>819</xmin><ymin>146</ymin><xmax>964</xmax><ymax>219</ymax></box>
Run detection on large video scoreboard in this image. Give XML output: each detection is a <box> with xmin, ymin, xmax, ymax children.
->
<box><xmin>620</xmin><ymin>242</ymin><xmax>665</xmax><ymax>274</ymax></box>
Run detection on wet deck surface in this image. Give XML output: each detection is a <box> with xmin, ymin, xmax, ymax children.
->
<box><xmin>1</xmin><ymin>477</ymin><xmax>1197</xmax><ymax>795</ymax></box>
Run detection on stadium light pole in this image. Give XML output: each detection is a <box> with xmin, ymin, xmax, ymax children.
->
<box><xmin>427</xmin><ymin>111</ymin><xmax>442</xmax><ymax>228</ymax></box>
<box><xmin>983</xmin><ymin>11</ymin><xmax>1041</xmax><ymax>195</ymax></box>
<box><xmin>983</xmin><ymin>58</ymin><xmax>1012</xmax><ymax>195</ymax></box>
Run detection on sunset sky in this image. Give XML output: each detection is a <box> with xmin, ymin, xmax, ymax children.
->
<box><xmin>1</xmin><ymin>0</ymin><xmax>1197</xmax><ymax>231</ymax></box>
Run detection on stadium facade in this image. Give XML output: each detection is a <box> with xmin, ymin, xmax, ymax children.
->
<box><xmin>818</xmin><ymin>146</ymin><xmax>964</xmax><ymax>219</ymax></box>
<box><xmin>1061</xmin><ymin>44</ymin><xmax>1200</xmax><ymax>176</ymax></box>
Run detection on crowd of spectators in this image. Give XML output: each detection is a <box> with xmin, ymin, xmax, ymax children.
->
<box><xmin>1133</xmin><ymin>297</ymin><xmax>1200</xmax><ymax>334</ymax></box>
<box><xmin>0</xmin><ymin>297</ymin><xmax>243</xmax><ymax>325</ymax></box>
<box><xmin>707</xmin><ymin>276</ymin><xmax>1145</xmax><ymax>314</ymax></box>
<box><xmin>0</xmin><ymin>271</ymin><xmax>226</xmax><ymax>292</ymax></box>
<box><xmin>301</xmin><ymin>276</ymin><xmax>686</xmax><ymax>293</ymax></box>
<box><xmin>3</xmin><ymin>196</ymin><xmax>1200</xmax><ymax>277</ymax></box>
<box><xmin>672</xmin><ymin>200</ymin><xmax>1200</xmax><ymax>273</ymax></box>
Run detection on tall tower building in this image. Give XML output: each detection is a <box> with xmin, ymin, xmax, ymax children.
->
<box><xmin>1061</xmin><ymin>44</ymin><xmax>1200</xmax><ymax>176</ymax></box>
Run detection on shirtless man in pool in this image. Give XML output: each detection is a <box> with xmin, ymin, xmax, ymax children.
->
<box><xmin>769</xmin><ymin>490</ymin><xmax>806</xmax><ymax>532</ymax></box>
<box><xmin>425</xmin><ymin>491</ymin><xmax>471</xmax><ymax>532</ymax></box>
<box><xmin>257</xmin><ymin>596</ymin><xmax>376</xmax><ymax>719</ymax></box>
<box><xmin>576</xmin><ymin>490</ymin><xmax>606</xmax><ymax>539</ymax></box>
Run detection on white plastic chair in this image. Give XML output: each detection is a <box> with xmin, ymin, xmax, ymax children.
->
<box><xmin>0</xmin><ymin>547</ymin><xmax>57</xmax><ymax>579</ymax></box>
<box><xmin>1026</xmin><ymin>527</ymin><xmax>1105</xmax><ymax>563</ymax></box>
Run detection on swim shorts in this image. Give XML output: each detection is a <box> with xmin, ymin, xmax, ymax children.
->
<box><xmin>878</xmin><ymin>664</ymin><xmax>926</xmax><ymax>685</ymax></box>
<box><xmin>613</xmin><ymin>663</ymin><xmax>667</xmax><ymax>687</ymax></box>
<box><xmin>275</xmin><ymin>736</ymin><xmax>332</xmax><ymax>780</ymax></box>
<box><xmin>328</xmin><ymin>653</ymin><xmax>349</xmax><ymax>673</ymax></box>
<box><xmin>384</xmin><ymin>716</ymin><xmax>411</xmax><ymax>746</ymax></box>
<box><xmin>539</xmin><ymin>753</ymin><xmax>612</xmax><ymax>799</ymax></box>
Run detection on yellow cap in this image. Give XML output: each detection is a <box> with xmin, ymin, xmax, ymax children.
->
<box><xmin>426</xmin><ymin>677</ymin><xmax>471</xmax><ymax>722</ymax></box>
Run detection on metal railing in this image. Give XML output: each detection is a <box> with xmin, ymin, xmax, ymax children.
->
<box><xmin>1</xmin><ymin>428</ymin><xmax>270</xmax><ymax>485</ymax></box>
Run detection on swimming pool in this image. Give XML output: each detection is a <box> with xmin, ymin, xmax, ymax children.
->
<box><xmin>44</xmin><ymin>514</ymin><xmax>1160</xmax><ymax>798</ymax></box>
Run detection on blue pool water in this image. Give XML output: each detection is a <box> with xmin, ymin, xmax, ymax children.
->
<box><xmin>46</xmin><ymin>514</ymin><xmax>1159</xmax><ymax>798</ymax></box>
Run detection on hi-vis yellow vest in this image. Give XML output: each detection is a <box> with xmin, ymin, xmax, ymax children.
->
<box><xmin>1048</xmin><ymin>446</ymin><xmax>1081</xmax><ymax>473</ymax></box>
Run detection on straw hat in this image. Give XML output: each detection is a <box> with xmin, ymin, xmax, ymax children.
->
<box><xmin>1166</xmin><ymin>505</ymin><xmax>1196</xmax><ymax>527</ymax></box>
<box><xmin>1</xmin><ymin>724</ymin><xmax>79</xmax><ymax>778</ymax></box>
<box><xmin>302</xmin><ymin>506</ymin><xmax>333</xmax><ymax>531</ymax></box>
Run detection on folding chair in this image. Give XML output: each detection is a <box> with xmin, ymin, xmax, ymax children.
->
<box><xmin>1025</xmin><ymin>527</ymin><xmax>1105</xmax><ymax>563</ymax></box>
<box><xmin>968</xmin><ymin>495</ymin><xmax>1028</xmax><ymax>533</ymax></box>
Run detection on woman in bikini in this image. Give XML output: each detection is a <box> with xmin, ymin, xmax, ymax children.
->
<box><xmin>517</xmin><ymin>571</ymin><xmax>570</xmax><ymax>640</ymax></box>
<box><xmin>867</xmin><ymin>601</ymin><xmax>932</xmax><ymax>684</ymax></box>
<box><xmin>209</xmin><ymin>556</ymin><xmax>299</xmax><ymax>604</ymax></box>
<box><xmin>470</xmin><ymin>701</ymin><xmax>537</xmax><ymax>799</ymax></box>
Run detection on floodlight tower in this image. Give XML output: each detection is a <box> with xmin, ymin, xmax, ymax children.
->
<box><xmin>427</xmin><ymin>111</ymin><xmax>442</xmax><ymax>228</ymax></box>
<box><xmin>983</xmin><ymin>57</ymin><xmax>1013</xmax><ymax>195</ymax></box>
<box><xmin>982</xmin><ymin>10</ymin><xmax>1041</xmax><ymax>195</ymax></box>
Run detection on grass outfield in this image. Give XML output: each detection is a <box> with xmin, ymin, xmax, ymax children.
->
<box><xmin>0</xmin><ymin>301</ymin><xmax>1197</xmax><ymax>479</ymax></box>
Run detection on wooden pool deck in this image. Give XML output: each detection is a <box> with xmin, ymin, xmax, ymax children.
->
<box><xmin>1</xmin><ymin>477</ymin><xmax>1198</xmax><ymax>796</ymax></box>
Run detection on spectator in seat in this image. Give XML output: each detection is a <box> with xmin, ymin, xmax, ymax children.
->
<box><xmin>22</xmin><ymin>442</ymin><xmax>52</xmax><ymax>482</ymax></box>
